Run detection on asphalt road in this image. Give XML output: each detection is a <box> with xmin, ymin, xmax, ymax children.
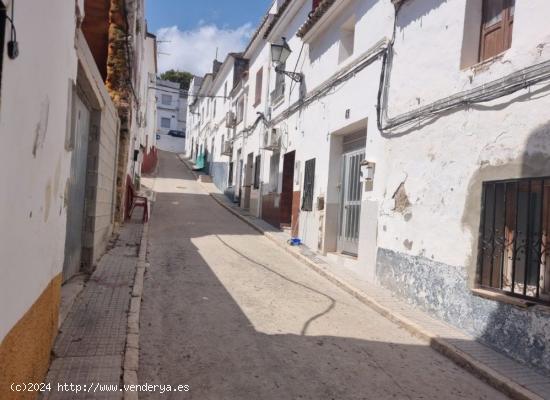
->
<box><xmin>138</xmin><ymin>150</ymin><xmax>508</xmax><ymax>400</ymax></box>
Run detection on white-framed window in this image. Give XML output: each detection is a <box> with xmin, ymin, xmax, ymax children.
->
<box><xmin>161</xmin><ymin>117</ymin><xmax>171</xmax><ymax>129</ymax></box>
<box><xmin>161</xmin><ymin>94</ymin><xmax>172</xmax><ymax>105</ymax></box>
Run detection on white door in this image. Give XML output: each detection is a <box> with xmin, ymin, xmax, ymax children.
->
<box><xmin>338</xmin><ymin>149</ymin><xmax>365</xmax><ymax>256</ymax></box>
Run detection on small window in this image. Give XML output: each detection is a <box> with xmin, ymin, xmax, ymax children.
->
<box><xmin>213</xmin><ymin>99</ymin><xmax>217</xmax><ymax>118</ymax></box>
<box><xmin>161</xmin><ymin>117</ymin><xmax>171</xmax><ymax>128</ymax></box>
<box><xmin>224</xmin><ymin>82</ymin><xmax>228</xmax><ymax>103</ymax></box>
<box><xmin>478</xmin><ymin>178</ymin><xmax>550</xmax><ymax>303</ymax></box>
<box><xmin>339</xmin><ymin>16</ymin><xmax>355</xmax><ymax>63</ymax></box>
<box><xmin>161</xmin><ymin>94</ymin><xmax>172</xmax><ymax>105</ymax></box>
<box><xmin>254</xmin><ymin>68</ymin><xmax>263</xmax><ymax>107</ymax></box>
<box><xmin>479</xmin><ymin>0</ymin><xmax>514</xmax><ymax>62</ymax></box>
<box><xmin>228</xmin><ymin>161</ymin><xmax>234</xmax><ymax>186</ymax></box>
<box><xmin>302</xmin><ymin>158</ymin><xmax>316</xmax><ymax>211</ymax></box>
<box><xmin>254</xmin><ymin>155</ymin><xmax>261</xmax><ymax>189</ymax></box>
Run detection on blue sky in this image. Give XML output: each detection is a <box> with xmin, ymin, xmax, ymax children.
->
<box><xmin>145</xmin><ymin>0</ymin><xmax>271</xmax><ymax>75</ymax></box>
<box><xmin>145</xmin><ymin>0</ymin><xmax>269</xmax><ymax>33</ymax></box>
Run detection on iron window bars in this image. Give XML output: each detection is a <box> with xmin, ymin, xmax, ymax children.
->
<box><xmin>477</xmin><ymin>177</ymin><xmax>550</xmax><ymax>304</ymax></box>
<box><xmin>302</xmin><ymin>158</ymin><xmax>316</xmax><ymax>211</ymax></box>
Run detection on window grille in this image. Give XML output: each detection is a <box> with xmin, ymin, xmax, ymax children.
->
<box><xmin>302</xmin><ymin>158</ymin><xmax>316</xmax><ymax>212</ymax></box>
<box><xmin>478</xmin><ymin>177</ymin><xmax>550</xmax><ymax>303</ymax></box>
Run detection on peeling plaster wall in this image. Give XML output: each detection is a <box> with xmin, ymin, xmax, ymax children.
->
<box><xmin>377</xmin><ymin>248</ymin><xmax>550</xmax><ymax>372</ymax></box>
<box><xmin>0</xmin><ymin>0</ymin><xmax>79</xmax><ymax>343</ymax></box>
<box><xmin>368</xmin><ymin>0</ymin><xmax>550</xmax><ymax>372</ymax></box>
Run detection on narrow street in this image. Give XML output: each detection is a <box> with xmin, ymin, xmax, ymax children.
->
<box><xmin>138</xmin><ymin>151</ymin><xmax>508</xmax><ymax>400</ymax></box>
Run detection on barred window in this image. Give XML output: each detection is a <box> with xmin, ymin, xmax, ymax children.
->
<box><xmin>302</xmin><ymin>158</ymin><xmax>316</xmax><ymax>212</ymax></box>
<box><xmin>478</xmin><ymin>178</ymin><xmax>550</xmax><ymax>303</ymax></box>
<box><xmin>254</xmin><ymin>155</ymin><xmax>261</xmax><ymax>189</ymax></box>
<box><xmin>228</xmin><ymin>162</ymin><xmax>234</xmax><ymax>186</ymax></box>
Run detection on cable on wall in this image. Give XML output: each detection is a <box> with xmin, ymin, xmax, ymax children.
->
<box><xmin>5</xmin><ymin>0</ymin><xmax>18</xmax><ymax>59</ymax></box>
<box><xmin>376</xmin><ymin>1</ymin><xmax>550</xmax><ymax>136</ymax></box>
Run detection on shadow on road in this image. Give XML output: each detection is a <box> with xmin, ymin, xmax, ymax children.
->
<box><xmin>137</xmin><ymin>151</ymin><xmax>509</xmax><ymax>400</ymax></box>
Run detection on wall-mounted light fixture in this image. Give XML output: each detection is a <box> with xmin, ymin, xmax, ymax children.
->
<box><xmin>270</xmin><ymin>37</ymin><xmax>303</xmax><ymax>83</ymax></box>
<box><xmin>360</xmin><ymin>160</ymin><xmax>376</xmax><ymax>182</ymax></box>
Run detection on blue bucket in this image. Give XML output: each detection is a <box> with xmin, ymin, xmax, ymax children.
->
<box><xmin>289</xmin><ymin>238</ymin><xmax>302</xmax><ymax>246</ymax></box>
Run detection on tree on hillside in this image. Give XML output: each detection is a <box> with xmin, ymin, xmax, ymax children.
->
<box><xmin>159</xmin><ymin>70</ymin><xmax>194</xmax><ymax>90</ymax></box>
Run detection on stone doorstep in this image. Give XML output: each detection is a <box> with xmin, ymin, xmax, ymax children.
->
<box><xmin>178</xmin><ymin>154</ymin><xmax>550</xmax><ymax>400</ymax></box>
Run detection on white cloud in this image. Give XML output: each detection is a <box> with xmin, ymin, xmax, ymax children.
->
<box><xmin>156</xmin><ymin>23</ymin><xmax>254</xmax><ymax>76</ymax></box>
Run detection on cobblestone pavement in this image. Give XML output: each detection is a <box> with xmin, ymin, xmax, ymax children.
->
<box><xmin>41</xmin><ymin>221</ymin><xmax>143</xmax><ymax>400</ymax></box>
<box><xmin>137</xmin><ymin>151</ymin><xmax>509</xmax><ymax>400</ymax></box>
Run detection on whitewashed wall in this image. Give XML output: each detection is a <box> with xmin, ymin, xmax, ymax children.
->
<box><xmin>0</xmin><ymin>0</ymin><xmax>81</xmax><ymax>342</ymax></box>
<box><xmin>372</xmin><ymin>0</ymin><xmax>550</xmax><ymax>273</ymax></box>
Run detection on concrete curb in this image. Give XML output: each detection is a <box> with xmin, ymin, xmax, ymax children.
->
<box><xmin>178</xmin><ymin>155</ymin><xmax>542</xmax><ymax>400</ymax></box>
<box><xmin>123</xmin><ymin>222</ymin><xmax>149</xmax><ymax>400</ymax></box>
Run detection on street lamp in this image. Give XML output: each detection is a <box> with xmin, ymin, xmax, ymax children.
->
<box><xmin>270</xmin><ymin>37</ymin><xmax>303</xmax><ymax>83</ymax></box>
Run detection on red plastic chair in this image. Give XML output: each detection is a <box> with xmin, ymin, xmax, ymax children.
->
<box><xmin>128</xmin><ymin>183</ymin><xmax>148</xmax><ymax>223</ymax></box>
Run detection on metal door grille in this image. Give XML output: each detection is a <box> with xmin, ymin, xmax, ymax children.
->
<box><xmin>478</xmin><ymin>177</ymin><xmax>550</xmax><ymax>303</ymax></box>
<box><xmin>338</xmin><ymin>150</ymin><xmax>364</xmax><ymax>255</ymax></box>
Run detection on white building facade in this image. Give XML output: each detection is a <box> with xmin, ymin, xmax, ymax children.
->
<box><xmin>186</xmin><ymin>0</ymin><xmax>550</xmax><ymax>374</ymax></box>
<box><xmin>0</xmin><ymin>0</ymin><xmax>158</xmax><ymax>392</ymax></box>
<box><xmin>155</xmin><ymin>79</ymin><xmax>188</xmax><ymax>153</ymax></box>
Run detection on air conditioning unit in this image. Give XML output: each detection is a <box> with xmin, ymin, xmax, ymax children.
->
<box><xmin>226</xmin><ymin>111</ymin><xmax>237</xmax><ymax>128</ymax></box>
<box><xmin>221</xmin><ymin>140</ymin><xmax>233</xmax><ymax>156</ymax></box>
<box><xmin>263</xmin><ymin>128</ymin><xmax>281</xmax><ymax>151</ymax></box>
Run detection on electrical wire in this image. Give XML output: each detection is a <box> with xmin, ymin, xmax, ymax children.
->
<box><xmin>5</xmin><ymin>0</ymin><xmax>16</xmax><ymax>48</ymax></box>
<box><xmin>289</xmin><ymin>41</ymin><xmax>306</xmax><ymax>96</ymax></box>
<box><xmin>376</xmin><ymin>2</ymin><xmax>550</xmax><ymax>136</ymax></box>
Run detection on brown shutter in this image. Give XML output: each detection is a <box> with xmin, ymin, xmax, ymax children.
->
<box><xmin>480</xmin><ymin>0</ymin><xmax>515</xmax><ymax>62</ymax></box>
<box><xmin>254</xmin><ymin>67</ymin><xmax>263</xmax><ymax>106</ymax></box>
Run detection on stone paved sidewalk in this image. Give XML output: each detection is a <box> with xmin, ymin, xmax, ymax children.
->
<box><xmin>41</xmin><ymin>219</ymin><xmax>144</xmax><ymax>400</ymax></box>
<box><xmin>180</xmin><ymin>155</ymin><xmax>550</xmax><ymax>400</ymax></box>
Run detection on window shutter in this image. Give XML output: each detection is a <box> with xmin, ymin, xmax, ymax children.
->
<box><xmin>480</xmin><ymin>0</ymin><xmax>515</xmax><ymax>62</ymax></box>
<box><xmin>302</xmin><ymin>158</ymin><xmax>316</xmax><ymax>211</ymax></box>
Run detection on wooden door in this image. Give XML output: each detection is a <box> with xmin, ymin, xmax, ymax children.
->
<box><xmin>280</xmin><ymin>151</ymin><xmax>295</xmax><ymax>225</ymax></box>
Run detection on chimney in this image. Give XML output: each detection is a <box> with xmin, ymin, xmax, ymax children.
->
<box><xmin>213</xmin><ymin>60</ymin><xmax>222</xmax><ymax>76</ymax></box>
